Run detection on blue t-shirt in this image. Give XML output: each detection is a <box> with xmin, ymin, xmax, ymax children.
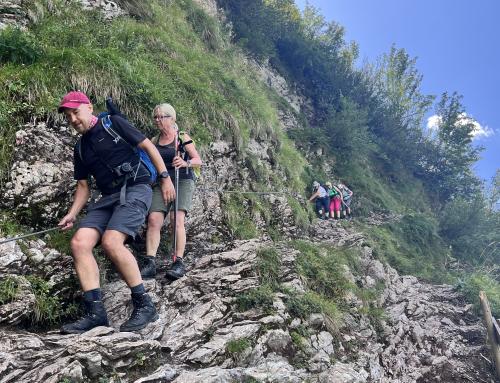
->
<box><xmin>74</xmin><ymin>115</ymin><xmax>148</xmax><ymax>194</ymax></box>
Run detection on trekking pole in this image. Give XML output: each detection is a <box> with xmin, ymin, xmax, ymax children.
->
<box><xmin>172</xmin><ymin>125</ymin><xmax>180</xmax><ymax>263</ymax></box>
<box><xmin>0</xmin><ymin>226</ymin><xmax>60</xmax><ymax>245</ymax></box>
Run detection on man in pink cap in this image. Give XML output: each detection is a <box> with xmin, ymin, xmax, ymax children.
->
<box><xmin>58</xmin><ymin>90</ymin><xmax>175</xmax><ymax>334</ymax></box>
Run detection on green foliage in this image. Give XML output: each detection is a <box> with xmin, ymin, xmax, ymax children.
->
<box><xmin>0</xmin><ymin>27</ymin><xmax>43</xmax><ymax>65</ymax></box>
<box><xmin>257</xmin><ymin>247</ymin><xmax>281</xmax><ymax>286</ymax></box>
<box><xmin>27</xmin><ymin>276</ymin><xmax>63</xmax><ymax>325</ymax></box>
<box><xmin>438</xmin><ymin>197</ymin><xmax>499</xmax><ymax>263</ymax></box>
<box><xmin>223</xmin><ymin>193</ymin><xmax>259</xmax><ymax>239</ymax></box>
<box><xmin>45</xmin><ymin>228</ymin><xmax>75</xmax><ymax>255</ymax></box>
<box><xmin>363</xmin><ymin>214</ymin><xmax>451</xmax><ymax>281</ymax></box>
<box><xmin>292</xmin><ymin>240</ymin><xmax>354</xmax><ymax>300</ymax></box>
<box><xmin>226</xmin><ymin>337</ymin><xmax>251</xmax><ymax>357</ymax></box>
<box><xmin>285</xmin><ymin>291</ymin><xmax>342</xmax><ymax>330</ymax></box>
<box><xmin>460</xmin><ymin>271</ymin><xmax>500</xmax><ymax>317</ymax></box>
<box><xmin>0</xmin><ymin>276</ymin><xmax>19</xmax><ymax>304</ymax></box>
<box><xmin>235</xmin><ymin>285</ymin><xmax>275</xmax><ymax>313</ymax></box>
<box><xmin>26</xmin><ymin>275</ymin><xmax>79</xmax><ymax>326</ymax></box>
<box><xmin>418</xmin><ymin>92</ymin><xmax>482</xmax><ymax>204</ymax></box>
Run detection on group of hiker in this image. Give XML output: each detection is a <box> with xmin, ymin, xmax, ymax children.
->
<box><xmin>54</xmin><ymin>90</ymin><xmax>354</xmax><ymax>336</ymax></box>
<box><xmin>57</xmin><ymin>91</ymin><xmax>201</xmax><ymax>334</ymax></box>
<box><xmin>308</xmin><ymin>180</ymin><xmax>353</xmax><ymax>220</ymax></box>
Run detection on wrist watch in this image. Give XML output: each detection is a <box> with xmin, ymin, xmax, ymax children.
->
<box><xmin>159</xmin><ymin>171</ymin><xmax>169</xmax><ymax>179</ymax></box>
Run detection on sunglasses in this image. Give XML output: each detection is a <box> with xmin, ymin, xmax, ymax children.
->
<box><xmin>153</xmin><ymin>115</ymin><xmax>171</xmax><ymax>121</ymax></box>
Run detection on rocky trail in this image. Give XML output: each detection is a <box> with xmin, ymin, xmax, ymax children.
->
<box><xmin>1</xmin><ymin>219</ymin><xmax>497</xmax><ymax>382</ymax></box>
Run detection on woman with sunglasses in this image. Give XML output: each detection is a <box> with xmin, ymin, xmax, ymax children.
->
<box><xmin>140</xmin><ymin>103</ymin><xmax>202</xmax><ymax>280</ymax></box>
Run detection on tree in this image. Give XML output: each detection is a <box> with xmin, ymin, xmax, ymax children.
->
<box><xmin>421</xmin><ymin>92</ymin><xmax>482</xmax><ymax>203</ymax></box>
<box><xmin>366</xmin><ymin>46</ymin><xmax>434</xmax><ymax>165</ymax></box>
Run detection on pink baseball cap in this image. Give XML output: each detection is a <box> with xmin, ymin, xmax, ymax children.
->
<box><xmin>58</xmin><ymin>91</ymin><xmax>91</xmax><ymax>112</ymax></box>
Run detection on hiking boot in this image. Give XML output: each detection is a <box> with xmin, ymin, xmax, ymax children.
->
<box><xmin>120</xmin><ymin>293</ymin><xmax>159</xmax><ymax>332</ymax></box>
<box><xmin>139</xmin><ymin>256</ymin><xmax>156</xmax><ymax>279</ymax></box>
<box><xmin>60</xmin><ymin>300</ymin><xmax>109</xmax><ymax>334</ymax></box>
<box><xmin>165</xmin><ymin>258</ymin><xmax>186</xmax><ymax>280</ymax></box>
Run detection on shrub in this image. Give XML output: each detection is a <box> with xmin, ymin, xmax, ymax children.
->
<box><xmin>226</xmin><ymin>337</ymin><xmax>251</xmax><ymax>357</ymax></box>
<box><xmin>235</xmin><ymin>285</ymin><xmax>275</xmax><ymax>313</ymax></box>
<box><xmin>0</xmin><ymin>27</ymin><xmax>43</xmax><ymax>65</ymax></box>
<box><xmin>0</xmin><ymin>276</ymin><xmax>19</xmax><ymax>304</ymax></box>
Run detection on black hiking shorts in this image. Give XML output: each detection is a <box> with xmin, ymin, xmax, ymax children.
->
<box><xmin>78</xmin><ymin>183</ymin><xmax>152</xmax><ymax>239</ymax></box>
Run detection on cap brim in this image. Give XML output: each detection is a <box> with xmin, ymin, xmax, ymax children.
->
<box><xmin>58</xmin><ymin>102</ymin><xmax>87</xmax><ymax>113</ymax></box>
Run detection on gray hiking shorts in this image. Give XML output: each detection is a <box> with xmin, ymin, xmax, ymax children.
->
<box><xmin>78</xmin><ymin>183</ymin><xmax>152</xmax><ymax>238</ymax></box>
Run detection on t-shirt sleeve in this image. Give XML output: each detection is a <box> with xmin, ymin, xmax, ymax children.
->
<box><xmin>110</xmin><ymin>115</ymin><xmax>146</xmax><ymax>146</ymax></box>
<box><xmin>74</xmin><ymin>142</ymin><xmax>89</xmax><ymax>180</ymax></box>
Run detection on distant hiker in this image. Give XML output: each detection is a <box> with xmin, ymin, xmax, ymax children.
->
<box><xmin>338</xmin><ymin>181</ymin><xmax>353</xmax><ymax>218</ymax></box>
<box><xmin>140</xmin><ymin>103</ymin><xmax>202</xmax><ymax>281</ymax></box>
<box><xmin>308</xmin><ymin>181</ymin><xmax>330</xmax><ymax>219</ymax></box>
<box><xmin>58</xmin><ymin>91</ymin><xmax>175</xmax><ymax>334</ymax></box>
<box><xmin>325</xmin><ymin>181</ymin><xmax>342</xmax><ymax>219</ymax></box>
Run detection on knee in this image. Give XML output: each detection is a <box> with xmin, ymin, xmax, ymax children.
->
<box><xmin>101</xmin><ymin>233</ymin><xmax>122</xmax><ymax>256</ymax></box>
<box><xmin>176</xmin><ymin>213</ymin><xmax>186</xmax><ymax>229</ymax></box>
<box><xmin>71</xmin><ymin>234</ymin><xmax>93</xmax><ymax>256</ymax></box>
<box><xmin>147</xmin><ymin>215</ymin><xmax>164</xmax><ymax>231</ymax></box>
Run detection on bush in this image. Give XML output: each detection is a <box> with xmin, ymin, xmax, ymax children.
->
<box><xmin>460</xmin><ymin>271</ymin><xmax>500</xmax><ymax>317</ymax></box>
<box><xmin>292</xmin><ymin>240</ymin><xmax>353</xmax><ymax>300</ymax></box>
<box><xmin>235</xmin><ymin>285</ymin><xmax>275</xmax><ymax>313</ymax></box>
<box><xmin>257</xmin><ymin>247</ymin><xmax>281</xmax><ymax>286</ymax></box>
<box><xmin>0</xmin><ymin>27</ymin><xmax>43</xmax><ymax>65</ymax></box>
<box><xmin>0</xmin><ymin>276</ymin><xmax>19</xmax><ymax>304</ymax></box>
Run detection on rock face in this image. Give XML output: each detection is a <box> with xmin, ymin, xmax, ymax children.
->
<box><xmin>1</xmin><ymin>221</ymin><xmax>497</xmax><ymax>382</ymax></box>
<box><xmin>0</xmin><ymin>0</ymin><xmax>28</xmax><ymax>30</ymax></box>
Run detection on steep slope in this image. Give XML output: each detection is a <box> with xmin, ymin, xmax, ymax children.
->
<box><xmin>0</xmin><ymin>1</ymin><xmax>498</xmax><ymax>382</ymax></box>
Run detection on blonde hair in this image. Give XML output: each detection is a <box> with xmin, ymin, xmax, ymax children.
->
<box><xmin>153</xmin><ymin>103</ymin><xmax>176</xmax><ymax>121</ymax></box>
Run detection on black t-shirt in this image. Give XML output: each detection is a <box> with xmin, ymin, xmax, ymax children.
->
<box><xmin>74</xmin><ymin>115</ymin><xmax>148</xmax><ymax>194</ymax></box>
<box><xmin>155</xmin><ymin>138</ymin><xmax>194</xmax><ymax>181</ymax></box>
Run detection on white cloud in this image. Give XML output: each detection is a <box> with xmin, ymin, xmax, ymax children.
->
<box><xmin>426</xmin><ymin>115</ymin><xmax>441</xmax><ymax>131</ymax></box>
<box><xmin>426</xmin><ymin>113</ymin><xmax>494</xmax><ymax>140</ymax></box>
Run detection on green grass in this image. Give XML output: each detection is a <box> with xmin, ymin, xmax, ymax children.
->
<box><xmin>459</xmin><ymin>271</ymin><xmax>500</xmax><ymax>317</ymax></box>
<box><xmin>0</xmin><ymin>276</ymin><xmax>19</xmax><ymax>304</ymax></box>
<box><xmin>26</xmin><ymin>275</ymin><xmax>79</xmax><ymax>327</ymax></box>
<box><xmin>235</xmin><ymin>284</ymin><xmax>275</xmax><ymax>313</ymax></box>
<box><xmin>292</xmin><ymin>240</ymin><xmax>356</xmax><ymax>300</ymax></box>
<box><xmin>360</xmin><ymin>213</ymin><xmax>451</xmax><ymax>282</ymax></box>
<box><xmin>0</xmin><ymin>0</ymin><xmax>305</xmax><ymax>199</ymax></box>
<box><xmin>226</xmin><ymin>337</ymin><xmax>251</xmax><ymax>357</ymax></box>
<box><xmin>257</xmin><ymin>247</ymin><xmax>281</xmax><ymax>287</ymax></box>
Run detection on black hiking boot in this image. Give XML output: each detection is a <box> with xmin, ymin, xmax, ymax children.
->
<box><xmin>165</xmin><ymin>258</ymin><xmax>186</xmax><ymax>280</ymax></box>
<box><xmin>60</xmin><ymin>300</ymin><xmax>109</xmax><ymax>334</ymax></box>
<box><xmin>139</xmin><ymin>256</ymin><xmax>156</xmax><ymax>279</ymax></box>
<box><xmin>120</xmin><ymin>293</ymin><xmax>159</xmax><ymax>332</ymax></box>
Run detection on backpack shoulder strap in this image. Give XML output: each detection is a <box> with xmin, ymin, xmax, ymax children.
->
<box><xmin>101</xmin><ymin>115</ymin><xmax>124</xmax><ymax>145</ymax></box>
<box><xmin>151</xmin><ymin>134</ymin><xmax>160</xmax><ymax>145</ymax></box>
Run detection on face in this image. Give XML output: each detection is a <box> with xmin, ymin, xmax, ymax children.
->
<box><xmin>63</xmin><ymin>104</ymin><xmax>94</xmax><ymax>134</ymax></box>
<box><xmin>153</xmin><ymin>108</ymin><xmax>175</xmax><ymax>132</ymax></box>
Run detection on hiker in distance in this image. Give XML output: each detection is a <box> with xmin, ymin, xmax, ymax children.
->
<box><xmin>140</xmin><ymin>103</ymin><xmax>202</xmax><ymax>280</ymax></box>
<box><xmin>308</xmin><ymin>181</ymin><xmax>330</xmax><ymax>220</ymax></box>
<box><xmin>338</xmin><ymin>181</ymin><xmax>353</xmax><ymax>218</ymax></box>
<box><xmin>58</xmin><ymin>91</ymin><xmax>175</xmax><ymax>334</ymax></box>
<box><xmin>325</xmin><ymin>181</ymin><xmax>343</xmax><ymax>220</ymax></box>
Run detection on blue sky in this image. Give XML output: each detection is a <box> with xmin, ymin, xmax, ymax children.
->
<box><xmin>295</xmin><ymin>0</ymin><xmax>499</xmax><ymax>184</ymax></box>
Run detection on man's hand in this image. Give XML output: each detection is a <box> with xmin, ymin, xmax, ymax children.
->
<box><xmin>161</xmin><ymin>177</ymin><xmax>176</xmax><ymax>204</ymax></box>
<box><xmin>59</xmin><ymin>213</ymin><xmax>76</xmax><ymax>231</ymax></box>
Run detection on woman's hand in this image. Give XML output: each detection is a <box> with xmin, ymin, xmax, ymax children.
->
<box><xmin>172</xmin><ymin>155</ymin><xmax>188</xmax><ymax>168</ymax></box>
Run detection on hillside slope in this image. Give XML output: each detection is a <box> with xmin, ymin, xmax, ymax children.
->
<box><xmin>0</xmin><ymin>1</ymin><xmax>498</xmax><ymax>382</ymax></box>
